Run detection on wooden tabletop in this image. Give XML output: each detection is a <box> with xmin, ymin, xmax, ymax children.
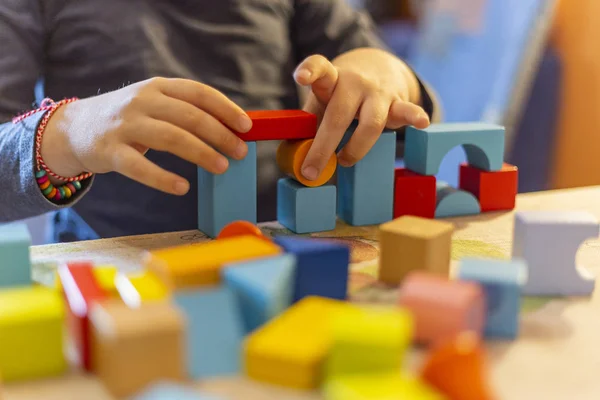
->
<box><xmin>7</xmin><ymin>186</ymin><xmax>600</xmax><ymax>400</ymax></box>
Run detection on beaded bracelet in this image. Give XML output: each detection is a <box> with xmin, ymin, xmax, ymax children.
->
<box><xmin>36</xmin><ymin>170</ymin><xmax>83</xmax><ymax>201</ymax></box>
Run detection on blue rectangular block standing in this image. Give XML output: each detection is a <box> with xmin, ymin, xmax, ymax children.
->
<box><xmin>198</xmin><ymin>141</ymin><xmax>256</xmax><ymax>238</ymax></box>
<box><xmin>277</xmin><ymin>178</ymin><xmax>336</xmax><ymax>234</ymax></box>
<box><xmin>337</xmin><ymin>131</ymin><xmax>396</xmax><ymax>226</ymax></box>
<box><xmin>273</xmin><ymin>236</ymin><xmax>349</xmax><ymax>302</ymax></box>
<box><xmin>0</xmin><ymin>223</ymin><xmax>32</xmax><ymax>287</ymax></box>
<box><xmin>173</xmin><ymin>287</ymin><xmax>244</xmax><ymax>378</ymax></box>
<box><xmin>457</xmin><ymin>258</ymin><xmax>527</xmax><ymax>339</ymax></box>
<box><xmin>131</xmin><ymin>382</ymin><xmax>221</xmax><ymax>400</ymax></box>
<box><xmin>223</xmin><ymin>254</ymin><xmax>296</xmax><ymax>333</ymax></box>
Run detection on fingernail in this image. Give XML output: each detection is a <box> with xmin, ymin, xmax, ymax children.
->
<box><xmin>239</xmin><ymin>115</ymin><xmax>252</xmax><ymax>133</ymax></box>
<box><xmin>234</xmin><ymin>141</ymin><xmax>248</xmax><ymax>159</ymax></box>
<box><xmin>302</xmin><ymin>166</ymin><xmax>319</xmax><ymax>181</ymax></box>
<box><xmin>295</xmin><ymin>68</ymin><xmax>312</xmax><ymax>82</ymax></box>
<box><xmin>216</xmin><ymin>157</ymin><xmax>229</xmax><ymax>173</ymax></box>
<box><xmin>338</xmin><ymin>156</ymin><xmax>353</xmax><ymax>168</ymax></box>
<box><xmin>174</xmin><ymin>180</ymin><xmax>190</xmax><ymax>195</ymax></box>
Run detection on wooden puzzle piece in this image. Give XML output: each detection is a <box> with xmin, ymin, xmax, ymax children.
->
<box><xmin>115</xmin><ymin>271</ymin><xmax>169</xmax><ymax>308</ymax></box>
<box><xmin>379</xmin><ymin>216</ymin><xmax>454</xmax><ymax>285</ymax></box>
<box><xmin>457</xmin><ymin>258</ymin><xmax>527</xmax><ymax>339</ymax></box>
<box><xmin>132</xmin><ymin>382</ymin><xmax>222</xmax><ymax>399</ymax></box>
<box><xmin>198</xmin><ymin>141</ymin><xmax>257</xmax><ymax>238</ymax></box>
<box><xmin>394</xmin><ymin>168</ymin><xmax>437</xmax><ymax>219</ymax></box>
<box><xmin>276</xmin><ymin>139</ymin><xmax>337</xmax><ymax>187</ymax></box>
<box><xmin>405</xmin><ymin>122</ymin><xmax>505</xmax><ymax>176</ymax></box>
<box><xmin>90</xmin><ymin>299</ymin><xmax>186</xmax><ymax>398</ymax></box>
<box><xmin>222</xmin><ymin>254</ymin><xmax>295</xmax><ymax>333</ymax></box>
<box><xmin>435</xmin><ymin>181</ymin><xmax>481</xmax><ymax>218</ymax></box>
<box><xmin>338</xmin><ymin>131</ymin><xmax>396</xmax><ymax>226</ymax></box>
<box><xmin>235</xmin><ymin>110</ymin><xmax>317</xmax><ymax>142</ymax></box>
<box><xmin>459</xmin><ymin>163</ymin><xmax>518</xmax><ymax>212</ymax></box>
<box><xmin>398</xmin><ymin>271</ymin><xmax>486</xmax><ymax>345</ymax></box>
<box><xmin>0</xmin><ymin>286</ymin><xmax>67</xmax><ymax>381</ymax></box>
<box><xmin>277</xmin><ymin>178</ymin><xmax>337</xmax><ymax>234</ymax></box>
<box><xmin>513</xmin><ymin>211</ymin><xmax>598</xmax><ymax>296</ymax></box>
<box><xmin>0</xmin><ymin>223</ymin><xmax>32</xmax><ymax>288</ymax></box>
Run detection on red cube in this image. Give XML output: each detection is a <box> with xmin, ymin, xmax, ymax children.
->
<box><xmin>459</xmin><ymin>163</ymin><xmax>518</xmax><ymax>212</ymax></box>
<box><xmin>394</xmin><ymin>168</ymin><xmax>436</xmax><ymax>219</ymax></box>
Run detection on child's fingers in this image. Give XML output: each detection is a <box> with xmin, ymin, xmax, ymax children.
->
<box><xmin>294</xmin><ymin>55</ymin><xmax>338</xmax><ymax>105</ymax></box>
<box><xmin>337</xmin><ymin>96</ymin><xmax>390</xmax><ymax>167</ymax></box>
<box><xmin>388</xmin><ymin>99</ymin><xmax>429</xmax><ymax>129</ymax></box>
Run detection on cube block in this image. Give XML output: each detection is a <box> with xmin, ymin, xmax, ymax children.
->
<box><xmin>459</xmin><ymin>163</ymin><xmax>518</xmax><ymax>212</ymax></box>
<box><xmin>394</xmin><ymin>168</ymin><xmax>436</xmax><ymax>219</ymax></box>
<box><xmin>115</xmin><ymin>271</ymin><xmax>169</xmax><ymax>308</ymax></box>
<box><xmin>0</xmin><ymin>223</ymin><xmax>32</xmax><ymax>287</ymax></box>
<box><xmin>277</xmin><ymin>178</ymin><xmax>336</xmax><ymax>234</ymax></box>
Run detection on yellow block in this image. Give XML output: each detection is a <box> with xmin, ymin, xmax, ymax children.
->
<box><xmin>145</xmin><ymin>235</ymin><xmax>282</xmax><ymax>289</ymax></box>
<box><xmin>115</xmin><ymin>271</ymin><xmax>169</xmax><ymax>308</ymax></box>
<box><xmin>324</xmin><ymin>373</ymin><xmax>447</xmax><ymax>400</ymax></box>
<box><xmin>0</xmin><ymin>286</ymin><xmax>67</xmax><ymax>382</ymax></box>
<box><xmin>54</xmin><ymin>264</ymin><xmax>119</xmax><ymax>297</ymax></box>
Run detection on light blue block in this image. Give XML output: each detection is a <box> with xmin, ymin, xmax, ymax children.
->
<box><xmin>130</xmin><ymin>382</ymin><xmax>221</xmax><ymax>400</ymax></box>
<box><xmin>198</xmin><ymin>142</ymin><xmax>257</xmax><ymax>238</ymax></box>
<box><xmin>173</xmin><ymin>287</ymin><xmax>243</xmax><ymax>378</ymax></box>
<box><xmin>435</xmin><ymin>181</ymin><xmax>481</xmax><ymax>218</ymax></box>
<box><xmin>337</xmin><ymin>131</ymin><xmax>396</xmax><ymax>226</ymax></box>
<box><xmin>277</xmin><ymin>178</ymin><xmax>336</xmax><ymax>234</ymax></box>
<box><xmin>0</xmin><ymin>223</ymin><xmax>32</xmax><ymax>287</ymax></box>
<box><xmin>405</xmin><ymin>122</ymin><xmax>505</xmax><ymax>176</ymax></box>
<box><xmin>223</xmin><ymin>254</ymin><xmax>296</xmax><ymax>333</ymax></box>
<box><xmin>457</xmin><ymin>258</ymin><xmax>528</xmax><ymax>339</ymax></box>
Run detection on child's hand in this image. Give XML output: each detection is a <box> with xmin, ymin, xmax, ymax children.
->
<box><xmin>294</xmin><ymin>48</ymin><xmax>430</xmax><ymax>181</ymax></box>
<box><xmin>42</xmin><ymin>78</ymin><xmax>252</xmax><ymax>195</ymax></box>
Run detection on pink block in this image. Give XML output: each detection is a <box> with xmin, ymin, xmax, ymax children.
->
<box><xmin>398</xmin><ymin>271</ymin><xmax>486</xmax><ymax>346</ymax></box>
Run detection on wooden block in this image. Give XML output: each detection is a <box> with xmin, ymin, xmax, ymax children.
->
<box><xmin>326</xmin><ymin>306</ymin><xmax>413</xmax><ymax>377</ymax></box>
<box><xmin>435</xmin><ymin>181</ymin><xmax>481</xmax><ymax>218</ymax></box>
<box><xmin>217</xmin><ymin>220</ymin><xmax>269</xmax><ymax>242</ymax></box>
<box><xmin>457</xmin><ymin>258</ymin><xmax>527</xmax><ymax>339</ymax></box>
<box><xmin>90</xmin><ymin>299</ymin><xmax>186</xmax><ymax>398</ymax></box>
<box><xmin>394</xmin><ymin>168</ymin><xmax>436</xmax><ymax>219</ymax></box>
<box><xmin>513</xmin><ymin>211</ymin><xmax>598</xmax><ymax>296</ymax></box>
<box><xmin>0</xmin><ymin>223</ymin><xmax>32</xmax><ymax>287</ymax></box>
<box><xmin>459</xmin><ymin>163</ymin><xmax>518</xmax><ymax>212</ymax></box>
<box><xmin>276</xmin><ymin>139</ymin><xmax>337</xmax><ymax>187</ymax></box>
<box><xmin>274</xmin><ymin>236</ymin><xmax>349</xmax><ymax>302</ymax></box>
<box><xmin>58</xmin><ymin>262</ymin><xmax>108</xmax><ymax>371</ymax></box>
<box><xmin>277</xmin><ymin>178</ymin><xmax>336</xmax><ymax>234</ymax></box>
<box><xmin>174</xmin><ymin>287</ymin><xmax>244</xmax><ymax>378</ymax></box>
<box><xmin>324</xmin><ymin>373</ymin><xmax>446</xmax><ymax>400</ymax></box>
<box><xmin>115</xmin><ymin>271</ymin><xmax>169</xmax><ymax>308</ymax></box>
<box><xmin>421</xmin><ymin>332</ymin><xmax>494</xmax><ymax>400</ymax></box>
<box><xmin>145</xmin><ymin>235</ymin><xmax>281</xmax><ymax>289</ymax></box>
<box><xmin>337</xmin><ymin>131</ymin><xmax>396</xmax><ymax>226</ymax></box>
<box><xmin>198</xmin><ymin>141</ymin><xmax>256</xmax><ymax>238</ymax></box>
<box><xmin>405</xmin><ymin>122</ymin><xmax>505</xmax><ymax>175</ymax></box>
<box><xmin>93</xmin><ymin>265</ymin><xmax>119</xmax><ymax>297</ymax></box>
<box><xmin>378</xmin><ymin>216</ymin><xmax>454</xmax><ymax>285</ymax></box>
<box><xmin>132</xmin><ymin>382</ymin><xmax>222</xmax><ymax>399</ymax></box>
<box><xmin>222</xmin><ymin>254</ymin><xmax>295</xmax><ymax>333</ymax></box>
<box><xmin>0</xmin><ymin>286</ymin><xmax>67</xmax><ymax>381</ymax></box>
<box><xmin>398</xmin><ymin>271</ymin><xmax>486</xmax><ymax>345</ymax></box>
<box><xmin>235</xmin><ymin>110</ymin><xmax>317</xmax><ymax>142</ymax></box>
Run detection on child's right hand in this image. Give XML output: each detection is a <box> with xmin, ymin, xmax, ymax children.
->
<box><xmin>42</xmin><ymin>77</ymin><xmax>252</xmax><ymax>195</ymax></box>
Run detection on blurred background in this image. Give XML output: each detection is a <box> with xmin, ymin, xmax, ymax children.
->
<box><xmin>20</xmin><ymin>0</ymin><xmax>599</xmax><ymax>244</ymax></box>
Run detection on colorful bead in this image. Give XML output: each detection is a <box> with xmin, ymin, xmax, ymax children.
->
<box><xmin>35</xmin><ymin>170</ymin><xmax>46</xmax><ymax>179</ymax></box>
<box><xmin>46</xmin><ymin>187</ymin><xmax>57</xmax><ymax>199</ymax></box>
<box><xmin>63</xmin><ymin>186</ymin><xmax>72</xmax><ymax>198</ymax></box>
<box><xmin>72</xmin><ymin>181</ymin><xmax>82</xmax><ymax>190</ymax></box>
<box><xmin>58</xmin><ymin>186</ymin><xmax>66</xmax><ymax>198</ymax></box>
<box><xmin>53</xmin><ymin>190</ymin><xmax>62</xmax><ymax>201</ymax></box>
<box><xmin>42</xmin><ymin>184</ymin><xmax>54</xmax><ymax>196</ymax></box>
<box><xmin>39</xmin><ymin>180</ymin><xmax>51</xmax><ymax>190</ymax></box>
<box><xmin>66</xmin><ymin>183</ymin><xmax>76</xmax><ymax>195</ymax></box>
<box><xmin>37</xmin><ymin>175</ymin><xmax>49</xmax><ymax>184</ymax></box>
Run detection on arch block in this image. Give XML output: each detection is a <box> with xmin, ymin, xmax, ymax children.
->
<box><xmin>435</xmin><ymin>182</ymin><xmax>481</xmax><ymax>218</ymax></box>
<box><xmin>405</xmin><ymin>123</ymin><xmax>505</xmax><ymax>176</ymax></box>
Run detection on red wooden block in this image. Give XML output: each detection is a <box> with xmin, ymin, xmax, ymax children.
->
<box><xmin>58</xmin><ymin>262</ymin><xmax>108</xmax><ymax>372</ymax></box>
<box><xmin>394</xmin><ymin>168</ymin><xmax>436</xmax><ymax>219</ymax></box>
<box><xmin>236</xmin><ymin>110</ymin><xmax>317</xmax><ymax>141</ymax></box>
<box><xmin>459</xmin><ymin>163</ymin><xmax>518</xmax><ymax>212</ymax></box>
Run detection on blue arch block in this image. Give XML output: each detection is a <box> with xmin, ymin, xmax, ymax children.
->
<box><xmin>405</xmin><ymin>122</ymin><xmax>505</xmax><ymax>176</ymax></box>
<box><xmin>435</xmin><ymin>181</ymin><xmax>481</xmax><ymax>218</ymax></box>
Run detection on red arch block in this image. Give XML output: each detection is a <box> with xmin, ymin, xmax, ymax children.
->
<box><xmin>235</xmin><ymin>110</ymin><xmax>317</xmax><ymax>141</ymax></box>
<box><xmin>459</xmin><ymin>163</ymin><xmax>518</xmax><ymax>212</ymax></box>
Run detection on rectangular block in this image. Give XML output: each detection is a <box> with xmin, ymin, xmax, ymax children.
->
<box><xmin>0</xmin><ymin>223</ymin><xmax>32</xmax><ymax>287</ymax></box>
<box><xmin>90</xmin><ymin>300</ymin><xmax>186</xmax><ymax>398</ymax></box>
<box><xmin>145</xmin><ymin>235</ymin><xmax>281</xmax><ymax>289</ymax></box>
<box><xmin>459</xmin><ymin>163</ymin><xmax>518</xmax><ymax>212</ymax></box>
<box><xmin>198</xmin><ymin>141</ymin><xmax>256</xmax><ymax>238</ymax></box>
<box><xmin>0</xmin><ymin>286</ymin><xmax>67</xmax><ymax>381</ymax></box>
<box><xmin>394</xmin><ymin>168</ymin><xmax>436</xmax><ymax>219</ymax></box>
<box><xmin>324</xmin><ymin>373</ymin><xmax>445</xmax><ymax>400</ymax></box>
<box><xmin>277</xmin><ymin>178</ymin><xmax>336</xmax><ymax>234</ymax></box>
<box><xmin>115</xmin><ymin>271</ymin><xmax>169</xmax><ymax>308</ymax></box>
<box><xmin>337</xmin><ymin>131</ymin><xmax>396</xmax><ymax>226</ymax></box>
<box><xmin>55</xmin><ymin>264</ymin><xmax>119</xmax><ymax>296</ymax></box>
<box><xmin>235</xmin><ymin>110</ymin><xmax>317</xmax><ymax>141</ymax></box>
<box><xmin>132</xmin><ymin>382</ymin><xmax>221</xmax><ymax>400</ymax></box>
<box><xmin>174</xmin><ymin>287</ymin><xmax>244</xmax><ymax>378</ymax></box>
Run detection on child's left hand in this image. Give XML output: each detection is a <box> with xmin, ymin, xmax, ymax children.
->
<box><xmin>294</xmin><ymin>48</ymin><xmax>431</xmax><ymax>182</ymax></box>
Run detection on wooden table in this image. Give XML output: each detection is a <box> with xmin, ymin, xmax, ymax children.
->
<box><xmin>6</xmin><ymin>187</ymin><xmax>600</xmax><ymax>400</ymax></box>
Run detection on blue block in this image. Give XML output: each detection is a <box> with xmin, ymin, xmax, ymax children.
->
<box><xmin>273</xmin><ymin>236</ymin><xmax>349</xmax><ymax>302</ymax></box>
<box><xmin>223</xmin><ymin>254</ymin><xmax>296</xmax><ymax>333</ymax></box>
<box><xmin>405</xmin><ymin>122</ymin><xmax>505</xmax><ymax>176</ymax></box>
<box><xmin>131</xmin><ymin>382</ymin><xmax>221</xmax><ymax>400</ymax></box>
<box><xmin>277</xmin><ymin>178</ymin><xmax>336</xmax><ymax>234</ymax></box>
<box><xmin>435</xmin><ymin>181</ymin><xmax>481</xmax><ymax>218</ymax></box>
<box><xmin>173</xmin><ymin>287</ymin><xmax>244</xmax><ymax>378</ymax></box>
<box><xmin>0</xmin><ymin>223</ymin><xmax>32</xmax><ymax>287</ymax></box>
<box><xmin>457</xmin><ymin>258</ymin><xmax>527</xmax><ymax>339</ymax></box>
<box><xmin>198</xmin><ymin>141</ymin><xmax>257</xmax><ymax>238</ymax></box>
<box><xmin>337</xmin><ymin>131</ymin><xmax>396</xmax><ymax>226</ymax></box>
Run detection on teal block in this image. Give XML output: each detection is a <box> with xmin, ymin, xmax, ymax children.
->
<box><xmin>223</xmin><ymin>254</ymin><xmax>295</xmax><ymax>333</ymax></box>
<box><xmin>277</xmin><ymin>178</ymin><xmax>336</xmax><ymax>234</ymax></box>
<box><xmin>405</xmin><ymin>122</ymin><xmax>505</xmax><ymax>175</ymax></box>
<box><xmin>198</xmin><ymin>142</ymin><xmax>256</xmax><ymax>238</ymax></box>
<box><xmin>173</xmin><ymin>287</ymin><xmax>243</xmax><ymax>378</ymax></box>
<box><xmin>457</xmin><ymin>258</ymin><xmax>527</xmax><ymax>339</ymax></box>
<box><xmin>0</xmin><ymin>223</ymin><xmax>32</xmax><ymax>287</ymax></box>
<box><xmin>131</xmin><ymin>382</ymin><xmax>221</xmax><ymax>399</ymax></box>
<box><xmin>337</xmin><ymin>131</ymin><xmax>396</xmax><ymax>226</ymax></box>
<box><xmin>435</xmin><ymin>181</ymin><xmax>481</xmax><ymax>218</ymax></box>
